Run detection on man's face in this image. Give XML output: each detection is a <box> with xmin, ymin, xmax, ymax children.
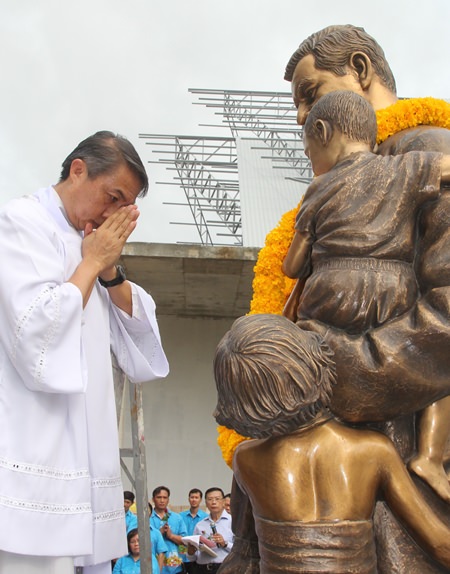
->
<box><xmin>223</xmin><ymin>496</ymin><xmax>231</xmax><ymax>514</ymax></box>
<box><xmin>153</xmin><ymin>490</ymin><xmax>170</xmax><ymax>512</ymax></box>
<box><xmin>189</xmin><ymin>492</ymin><xmax>202</xmax><ymax>510</ymax></box>
<box><xmin>124</xmin><ymin>499</ymin><xmax>132</xmax><ymax>512</ymax></box>
<box><xmin>66</xmin><ymin>160</ymin><xmax>141</xmax><ymax>231</ymax></box>
<box><xmin>291</xmin><ymin>54</ymin><xmax>364</xmax><ymax>125</ymax></box>
<box><xmin>205</xmin><ymin>490</ymin><xmax>224</xmax><ymax>514</ymax></box>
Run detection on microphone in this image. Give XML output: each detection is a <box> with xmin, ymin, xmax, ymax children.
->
<box><xmin>210</xmin><ymin>521</ymin><xmax>217</xmax><ymax>535</ymax></box>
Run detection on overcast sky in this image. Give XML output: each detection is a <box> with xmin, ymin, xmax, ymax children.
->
<box><xmin>1</xmin><ymin>0</ymin><xmax>449</xmax><ymax>242</ymax></box>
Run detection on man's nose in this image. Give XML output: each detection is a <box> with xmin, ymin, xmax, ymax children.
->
<box><xmin>296</xmin><ymin>104</ymin><xmax>309</xmax><ymax>126</ymax></box>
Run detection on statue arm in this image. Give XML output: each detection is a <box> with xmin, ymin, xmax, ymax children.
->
<box><xmin>218</xmin><ymin>478</ymin><xmax>260</xmax><ymax>574</ymax></box>
<box><xmin>380</xmin><ymin>438</ymin><xmax>450</xmax><ymax>568</ymax></box>
<box><xmin>282</xmin><ymin>278</ymin><xmax>306</xmax><ymax>322</ymax></box>
<box><xmin>282</xmin><ymin>230</ymin><xmax>313</xmax><ymax>279</ymax></box>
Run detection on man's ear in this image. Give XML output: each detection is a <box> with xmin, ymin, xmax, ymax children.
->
<box><xmin>349</xmin><ymin>51</ymin><xmax>374</xmax><ymax>90</ymax></box>
<box><xmin>314</xmin><ymin>119</ymin><xmax>333</xmax><ymax>146</ymax></box>
<box><xmin>69</xmin><ymin>158</ymin><xmax>87</xmax><ymax>181</ymax></box>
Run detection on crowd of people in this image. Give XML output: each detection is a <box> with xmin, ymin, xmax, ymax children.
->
<box><xmin>113</xmin><ymin>488</ymin><xmax>233</xmax><ymax>574</ymax></box>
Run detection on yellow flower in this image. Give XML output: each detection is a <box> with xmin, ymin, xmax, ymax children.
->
<box><xmin>217</xmin><ymin>425</ymin><xmax>251</xmax><ymax>467</ymax></box>
<box><xmin>376</xmin><ymin>97</ymin><xmax>450</xmax><ymax>144</ymax></box>
<box><xmin>217</xmin><ymin>97</ymin><xmax>450</xmax><ymax>466</ymax></box>
<box><xmin>249</xmin><ymin>204</ymin><xmax>300</xmax><ymax>316</ymax></box>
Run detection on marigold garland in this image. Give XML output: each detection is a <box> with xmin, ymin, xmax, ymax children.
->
<box><xmin>376</xmin><ymin>97</ymin><xmax>450</xmax><ymax>144</ymax></box>
<box><xmin>248</xmin><ymin>204</ymin><xmax>300</xmax><ymax>315</ymax></box>
<box><xmin>217</xmin><ymin>426</ymin><xmax>251</xmax><ymax>467</ymax></box>
<box><xmin>217</xmin><ymin>97</ymin><xmax>450</xmax><ymax>468</ymax></box>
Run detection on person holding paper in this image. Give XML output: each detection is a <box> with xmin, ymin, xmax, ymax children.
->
<box><xmin>187</xmin><ymin>488</ymin><xmax>233</xmax><ymax>573</ymax></box>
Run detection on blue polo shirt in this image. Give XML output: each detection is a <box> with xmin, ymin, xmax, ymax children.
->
<box><xmin>113</xmin><ymin>527</ymin><xmax>168</xmax><ymax>574</ymax></box>
<box><xmin>125</xmin><ymin>509</ymin><xmax>138</xmax><ymax>534</ymax></box>
<box><xmin>180</xmin><ymin>508</ymin><xmax>209</xmax><ymax>536</ymax></box>
<box><xmin>113</xmin><ymin>554</ymin><xmax>141</xmax><ymax>574</ymax></box>
<box><xmin>180</xmin><ymin>508</ymin><xmax>209</xmax><ymax>564</ymax></box>
<box><xmin>150</xmin><ymin>509</ymin><xmax>187</xmax><ymax>574</ymax></box>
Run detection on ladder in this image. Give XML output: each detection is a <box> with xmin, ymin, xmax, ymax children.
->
<box><xmin>75</xmin><ymin>361</ymin><xmax>154</xmax><ymax>573</ymax></box>
<box><xmin>115</xmin><ymin>363</ymin><xmax>154</xmax><ymax>574</ymax></box>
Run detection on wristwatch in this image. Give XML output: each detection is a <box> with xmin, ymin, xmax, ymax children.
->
<box><xmin>98</xmin><ymin>265</ymin><xmax>126</xmax><ymax>288</ymax></box>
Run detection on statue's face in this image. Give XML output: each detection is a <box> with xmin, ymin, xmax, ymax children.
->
<box><xmin>291</xmin><ymin>54</ymin><xmax>363</xmax><ymax>125</ymax></box>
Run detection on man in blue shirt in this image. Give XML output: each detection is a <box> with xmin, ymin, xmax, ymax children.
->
<box><xmin>150</xmin><ymin>486</ymin><xmax>187</xmax><ymax>574</ymax></box>
<box><xmin>180</xmin><ymin>489</ymin><xmax>209</xmax><ymax>535</ymax></box>
<box><xmin>180</xmin><ymin>488</ymin><xmax>208</xmax><ymax>573</ymax></box>
<box><xmin>124</xmin><ymin>491</ymin><xmax>138</xmax><ymax>534</ymax></box>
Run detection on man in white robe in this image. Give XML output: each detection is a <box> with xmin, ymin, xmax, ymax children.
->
<box><xmin>0</xmin><ymin>131</ymin><xmax>170</xmax><ymax>574</ymax></box>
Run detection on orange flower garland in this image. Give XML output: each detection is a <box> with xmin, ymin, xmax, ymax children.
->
<box><xmin>217</xmin><ymin>97</ymin><xmax>450</xmax><ymax>468</ymax></box>
<box><xmin>217</xmin><ymin>426</ymin><xmax>251</xmax><ymax>467</ymax></box>
<box><xmin>248</xmin><ymin>204</ymin><xmax>300</xmax><ymax>315</ymax></box>
<box><xmin>376</xmin><ymin>97</ymin><xmax>450</xmax><ymax>144</ymax></box>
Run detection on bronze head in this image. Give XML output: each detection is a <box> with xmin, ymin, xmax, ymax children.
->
<box><xmin>304</xmin><ymin>90</ymin><xmax>378</xmax><ymax>149</ymax></box>
<box><xmin>213</xmin><ymin>314</ymin><xmax>336</xmax><ymax>438</ymax></box>
<box><xmin>284</xmin><ymin>24</ymin><xmax>396</xmax><ymax>94</ymax></box>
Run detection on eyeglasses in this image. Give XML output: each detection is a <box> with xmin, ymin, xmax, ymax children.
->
<box><xmin>206</xmin><ymin>497</ymin><xmax>223</xmax><ymax>502</ymax></box>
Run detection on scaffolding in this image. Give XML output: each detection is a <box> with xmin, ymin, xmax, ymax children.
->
<box><xmin>140</xmin><ymin>134</ymin><xmax>240</xmax><ymax>246</ymax></box>
<box><xmin>191</xmin><ymin>88</ymin><xmax>312</xmax><ymax>183</ymax></box>
<box><xmin>140</xmin><ymin>89</ymin><xmax>312</xmax><ymax>247</ymax></box>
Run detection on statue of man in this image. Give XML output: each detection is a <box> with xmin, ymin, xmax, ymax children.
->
<box><xmin>283</xmin><ymin>25</ymin><xmax>450</xmax><ymax>574</ymax></box>
<box><xmin>284</xmin><ymin>23</ymin><xmax>450</xmax><ymax>499</ymax></box>
<box><xmin>219</xmin><ymin>25</ymin><xmax>450</xmax><ymax>574</ymax></box>
<box><xmin>284</xmin><ymin>23</ymin><xmax>450</xmax><ymax>416</ymax></box>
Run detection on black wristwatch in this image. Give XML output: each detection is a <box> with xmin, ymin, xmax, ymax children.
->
<box><xmin>98</xmin><ymin>265</ymin><xmax>126</xmax><ymax>288</ymax></box>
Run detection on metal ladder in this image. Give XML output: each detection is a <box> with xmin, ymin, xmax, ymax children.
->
<box><xmin>115</xmin><ymin>363</ymin><xmax>153</xmax><ymax>573</ymax></box>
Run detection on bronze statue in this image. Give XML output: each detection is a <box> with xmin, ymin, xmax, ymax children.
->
<box><xmin>284</xmin><ymin>90</ymin><xmax>447</xmax><ymax>337</ymax></box>
<box><xmin>282</xmin><ymin>25</ymin><xmax>450</xmax><ymax>505</ymax></box>
<box><xmin>213</xmin><ymin>314</ymin><xmax>450</xmax><ymax>573</ymax></box>
<box><xmin>283</xmin><ymin>89</ymin><xmax>450</xmax><ymax>506</ymax></box>
<box><xmin>215</xmin><ymin>24</ymin><xmax>450</xmax><ymax>574</ymax></box>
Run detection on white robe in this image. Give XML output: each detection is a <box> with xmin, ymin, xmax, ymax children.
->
<box><xmin>0</xmin><ymin>186</ymin><xmax>169</xmax><ymax>566</ymax></box>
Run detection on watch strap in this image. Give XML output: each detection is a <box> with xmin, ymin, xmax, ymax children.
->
<box><xmin>98</xmin><ymin>265</ymin><xmax>126</xmax><ymax>288</ymax></box>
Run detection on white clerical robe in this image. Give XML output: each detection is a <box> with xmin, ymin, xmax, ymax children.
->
<box><xmin>0</xmin><ymin>186</ymin><xmax>169</xmax><ymax>567</ymax></box>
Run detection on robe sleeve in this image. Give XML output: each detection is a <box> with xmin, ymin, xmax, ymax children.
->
<box><xmin>109</xmin><ymin>282</ymin><xmax>169</xmax><ymax>383</ymax></box>
<box><xmin>0</xmin><ymin>199</ymin><xmax>86</xmax><ymax>394</ymax></box>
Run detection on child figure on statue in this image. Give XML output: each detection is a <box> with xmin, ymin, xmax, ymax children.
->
<box><xmin>282</xmin><ymin>90</ymin><xmax>450</xmax><ymax>503</ymax></box>
<box><xmin>213</xmin><ymin>315</ymin><xmax>450</xmax><ymax>574</ymax></box>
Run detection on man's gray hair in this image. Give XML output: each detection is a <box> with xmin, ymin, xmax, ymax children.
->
<box><xmin>59</xmin><ymin>130</ymin><xmax>149</xmax><ymax>197</ymax></box>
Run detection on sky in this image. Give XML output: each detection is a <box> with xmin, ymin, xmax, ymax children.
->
<box><xmin>1</xmin><ymin>0</ymin><xmax>449</xmax><ymax>243</ymax></box>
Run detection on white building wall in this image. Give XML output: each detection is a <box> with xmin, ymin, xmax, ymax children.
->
<box><xmin>236</xmin><ymin>137</ymin><xmax>308</xmax><ymax>248</ymax></box>
<box><xmin>120</xmin><ymin>314</ymin><xmax>234</xmax><ymax>507</ymax></box>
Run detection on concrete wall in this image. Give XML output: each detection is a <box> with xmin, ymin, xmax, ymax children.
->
<box><xmin>119</xmin><ymin>314</ymin><xmax>235</xmax><ymax>507</ymax></box>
